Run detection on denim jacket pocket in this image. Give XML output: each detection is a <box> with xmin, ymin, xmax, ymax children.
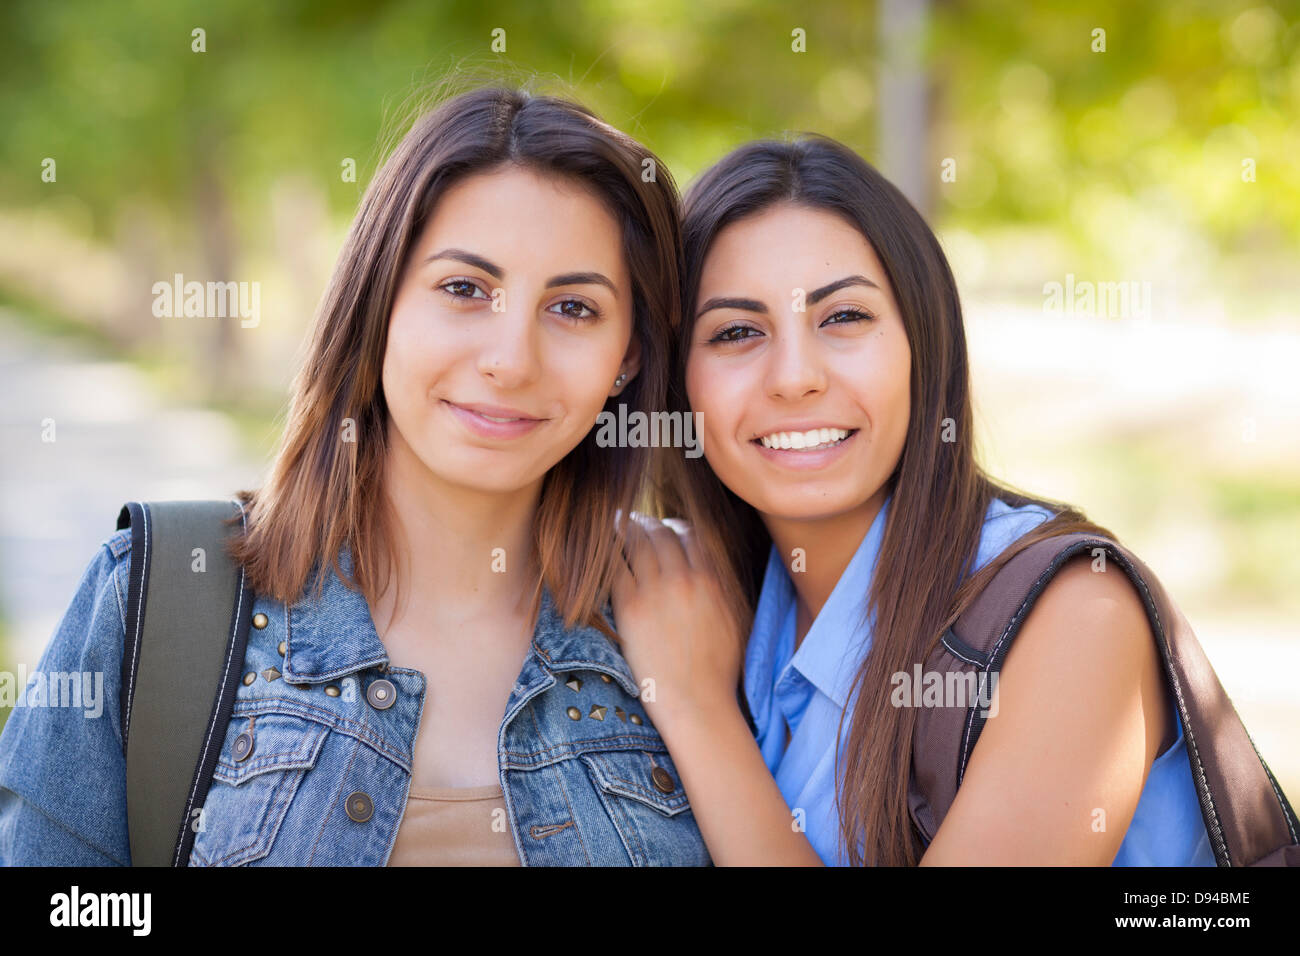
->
<box><xmin>189</xmin><ymin>713</ymin><xmax>330</xmax><ymax>866</ymax></box>
<box><xmin>577</xmin><ymin>744</ymin><xmax>710</xmax><ymax>865</ymax></box>
<box><xmin>581</xmin><ymin>748</ymin><xmax>692</xmax><ymax>817</ymax></box>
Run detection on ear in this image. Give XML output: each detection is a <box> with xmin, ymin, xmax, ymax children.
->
<box><xmin>611</xmin><ymin>331</ymin><xmax>642</xmax><ymax>396</ymax></box>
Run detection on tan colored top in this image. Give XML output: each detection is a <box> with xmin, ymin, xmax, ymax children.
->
<box><xmin>387</xmin><ymin>783</ymin><xmax>521</xmax><ymax>867</ymax></box>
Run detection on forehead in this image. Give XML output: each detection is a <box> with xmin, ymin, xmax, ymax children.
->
<box><xmin>699</xmin><ymin>202</ymin><xmax>888</xmax><ymax>290</ymax></box>
<box><xmin>419</xmin><ymin>165</ymin><xmax>629</xmax><ymax>282</ymax></box>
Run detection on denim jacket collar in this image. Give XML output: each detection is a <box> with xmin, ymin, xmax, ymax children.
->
<box><xmin>282</xmin><ymin>545</ymin><xmax>638</xmax><ymax>696</ymax></box>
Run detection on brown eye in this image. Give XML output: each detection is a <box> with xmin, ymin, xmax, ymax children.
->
<box><xmin>709</xmin><ymin>324</ymin><xmax>760</xmax><ymax>344</ymax></box>
<box><xmin>549</xmin><ymin>298</ymin><xmax>600</xmax><ymax>322</ymax></box>
<box><xmin>821</xmin><ymin>307</ymin><xmax>874</xmax><ymax>326</ymax></box>
<box><xmin>439</xmin><ymin>279</ymin><xmax>489</xmax><ymax>300</ymax></box>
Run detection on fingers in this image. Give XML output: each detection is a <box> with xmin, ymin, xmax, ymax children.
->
<box><xmin>660</xmin><ymin>517</ymin><xmax>701</xmax><ymax>569</ymax></box>
<box><xmin>617</xmin><ymin>510</ymin><xmax>660</xmax><ymax>581</ymax></box>
<box><xmin>616</xmin><ymin>511</ymin><xmax>698</xmax><ymax>583</ymax></box>
<box><xmin>633</xmin><ymin>512</ymin><xmax>691</xmax><ymax>578</ymax></box>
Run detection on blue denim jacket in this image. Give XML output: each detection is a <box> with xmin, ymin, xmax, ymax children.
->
<box><xmin>0</xmin><ymin>526</ymin><xmax>712</xmax><ymax>866</ymax></box>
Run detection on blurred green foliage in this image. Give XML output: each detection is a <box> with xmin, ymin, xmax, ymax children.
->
<box><xmin>2</xmin><ymin>0</ymin><xmax>1297</xmax><ymax>263</ymax></box>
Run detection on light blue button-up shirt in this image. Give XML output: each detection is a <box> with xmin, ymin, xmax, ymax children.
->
<box><xmin>744</xmin><ymin>494</ymin><xmax>1215</xmax><ymax>866</ymax></box>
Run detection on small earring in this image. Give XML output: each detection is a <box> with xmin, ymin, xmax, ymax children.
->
<box><xmin>614</xmin><ymin>373</ymin><xmax>627</xmax><ymax>388</ymax></box>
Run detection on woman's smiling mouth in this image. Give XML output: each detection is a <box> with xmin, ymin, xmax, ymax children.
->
<box><xmin>755</xmin><ymin>426</ymin><xmax>854</xmax><ymax>450</ymax></box>
<box><xmin>750</xmin><ymin>425</ymin><xmax>859</xmax><ymax>468</ymax></box>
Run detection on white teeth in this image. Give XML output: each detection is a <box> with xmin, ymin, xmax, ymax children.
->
<box><xmin>758</xmin><ymin>427</ymin><xmax>851</xmax><ymax>450</ymax></box>
<box><xmin>481</xmin><ymin>414</ymin><xmax>517</xmax><ymax>423</ymax></box>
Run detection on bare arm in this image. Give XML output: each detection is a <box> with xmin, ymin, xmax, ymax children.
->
<box><xmin>920</xmin><ymin>554</ymin><xmax>1171</xmax><ymax>865</ymax></box>
<box><xmin>612</xmin><ymin>515</ymin><xmax>823</xmax><ymax>865</ymax></box>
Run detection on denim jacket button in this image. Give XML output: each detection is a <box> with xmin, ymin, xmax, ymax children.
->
<box><xmin>366</xmin><ymin>678</ymin><xmax>396</xmax><ymax>710</ymax></box>
<box><xmin>233</xmin><ymin>731</ymin><xmax>255</xmax><ymax>762</ymax></box>
<box><xmin>324</xmin><ymin>684</ymin><xmax>341</xmax><ymax>697</ymax></box>
<box><xmin>345</xmin><ymin>791</ymin><xmax>374</xmax><ymax>822</ymax></box>
<box><xmin>651</xmin><ymin>766</ymin><xmax>676</xmax><ymax>794</ymax></box>
<box><xmin>252</xmin><ymin>612</ymin><xmax>268</xmax><ymax>629</ymax></box>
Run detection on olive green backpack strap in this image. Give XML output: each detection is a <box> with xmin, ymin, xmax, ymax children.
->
<box><xmin>116</xmin><ymin>499</ymin><xmax>254</xmax><ymax>866</ymax></box>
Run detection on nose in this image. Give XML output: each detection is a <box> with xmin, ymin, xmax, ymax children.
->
<box><xmin>763</xmin><ymin>326</ymin><xmax>827</xmax><ymax>401</ymax></box>
<box><xmin>477</xmin><ymin>300</ymin><xmax>541</xmax><ymax>389</ymax></box>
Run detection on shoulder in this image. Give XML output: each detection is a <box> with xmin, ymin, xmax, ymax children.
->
<box><xmin>923</xmin><ymin>549</ymin><xmax>1171</xmax><ymax>863</ymax></box>
<box><xmin>17</xmin><ymin>526</ymin><xmax>135</xmax><ymax>690</ymax></box>
<box><xmin>0</xmin><ymin>526</ymin><xmax>133</xmax><ymax>864</ymax></box>
<box><xmin>99</xmin><ymin>527</ymin><xmax>134</xmax><ymax>628</ymax></box>
<box><xmin>104</xmin><ymin>525</ymin><xmax>132</xmax><ymax>562</ymax></box>
<box><xmin>58</xmin><ymin>527</ymin><xmax>134</xmax><ymax>631</ymax></box>
<box><xmin>48</xmin><ymin>528</ymin><xmax>135</xmax><ymax>670</ymax></box>
<box><xmin>992</xmin><ymin>548</ymin><xmax>1169</xmax><ymax>768</ymax></box>
<box><xmin>1017</xmin><ymin>552</ymin><xmax>1154</xmax><ymax>656</ymax></box>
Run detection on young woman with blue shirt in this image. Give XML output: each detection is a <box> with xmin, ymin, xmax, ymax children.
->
<box><xmin>612</xmin><ymin>135</ymin><xmax>1216</xmax><ymax>866</ymax></box>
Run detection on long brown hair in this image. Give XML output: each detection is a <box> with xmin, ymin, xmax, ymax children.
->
<box><xmin>660</xmin><ymin>135</ymin><xmax>1113</xmax><ymax>865</ymax></box>
<box><xmin>227</xmin><ymin>84</ymin><xmax>682</xmax><ymax>636</ymax></box>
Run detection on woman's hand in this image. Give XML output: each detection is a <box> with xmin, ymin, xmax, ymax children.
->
<box><xmin>610</xmin><ymin>512</ymin><xmax>744</xmax><ymax>732</ymax></box>
<box><xmin>610</xmin><ymin>512</ymin><xmax>823</xmax><ymax>865</ymax></box>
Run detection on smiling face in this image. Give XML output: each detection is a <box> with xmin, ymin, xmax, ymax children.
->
<box><xmin>684</xmin><ymin>201</ymin><xmax>911</xmax><ymax>525</ymax></box>
<box><xmin>381</xmin><ymin>163</ymin><xmax>640</xmax><ymax>498</ymax></box>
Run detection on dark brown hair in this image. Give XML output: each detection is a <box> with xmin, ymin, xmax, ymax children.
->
<box><xmin>228</xmin><ymin>84</ymin><xmax>682</xmax><ymax>635</ymax></box>
<box><xmin>660</xmin><ymin>135</ymin><xmax>1112</xmax><ymax>865</ymax></box>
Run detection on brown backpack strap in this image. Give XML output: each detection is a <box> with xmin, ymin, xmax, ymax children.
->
<box><xmin>908</xmin><ymin>532</ymin><xmax>1299</xmax><ymax>866</ymax></box>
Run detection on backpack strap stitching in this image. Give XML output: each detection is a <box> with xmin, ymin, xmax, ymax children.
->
<box><xmin>939</xmin><ymin>629</ymin><xmax>987</xmax><ymax>668</ymax></box>
<box><xmin>1247</xmin><ymin>735</ymin><xmax>1300</xmax><ymax>845</ymax></box>
<box><xmin>121</xmin><ymin>502</ymin><xmax>151</xmax><ymax>757</ymax></box>
<box><xmin>955</xmin><ymin>545</ymin><xmax>1063</xmax><ymax>785</ymax></box>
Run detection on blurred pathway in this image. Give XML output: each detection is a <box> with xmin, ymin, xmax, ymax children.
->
<box><xmin>966</xmin><ymin>301</ymin><xmax>1300</xmax><ymax>797</ymax></box>
<box><xmin>0</xmin><ymin>308</ymin><xmax>264</xmax><ymax>675</ymax></box>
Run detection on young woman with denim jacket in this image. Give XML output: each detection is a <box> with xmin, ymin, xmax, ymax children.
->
<box><xmin>0</xmin><ymin>85</ymin><xmax>710</xmax><ymax>866</ymax></box>
<box><xmin>611</xmin><ymin>135</ymin><xmax>1216</xmax><ymax>866</ymax></box>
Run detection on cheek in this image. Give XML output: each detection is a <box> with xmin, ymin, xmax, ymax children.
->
<box><xmin>686</xmin><ymin>355</ymin><xmax>753</xmax><ymax>484</ymax></box>
<box><xmin>685</xmin><ymin>356</ymin><xmax>732</xmax><ymax>440</ymax></box>
<box><xmin>382</xmin><ymin>305</ymin><xmax>454</xmax><ymax>406</ymax></box>
<box><xmin>548</xmin><ymin>324</ymin><xmax>629</xmax><ymax>415</ymax></box>
<box><xmin>869</xmin><ymin>335</ymin><xmax>912</xmax><ymax>451</ymax></box>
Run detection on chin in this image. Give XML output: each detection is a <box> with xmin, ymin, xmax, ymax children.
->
<box><xmin>443</xmin><ymin>469</ymin><xmax>537</xmax><ymax>496</ymax></box>
<box><xmin>753</xmin><ymin>489</ymin><xmax>870</xmax><ymax>524</ymax></box>
<box><xmin>416</xmin><ymin>447</ymin><xmax>537</xmax><ymax>494</ymax></box>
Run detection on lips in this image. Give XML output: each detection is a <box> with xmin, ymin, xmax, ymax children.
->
<box><xmin>450</xmin><ymin>401</ymin><xmax>543</xmax><ymax>422</ymax></box>
<box><xmin>443</xmin><ymin>400</ymin><xmax>546</xmax><ymax>439</ymax></box>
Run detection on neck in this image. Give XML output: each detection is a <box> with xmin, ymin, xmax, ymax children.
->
<box><xmin>373</xmin><ymin>424</ymin><xmax>542</xmax><ymax>635</ymax></box>
<box><xmin>761</xmin><ymin>487</ymin><xmax>887</xmax><ymax>644</ymax></box>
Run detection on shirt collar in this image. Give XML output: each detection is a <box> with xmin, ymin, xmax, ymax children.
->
<box><xmin>282</xmin><ymin>544</ymin><xmax>638</xmax><ymax>695</ymax></box>
<box><xmin>745</xmin><ymin>495</ymin><xmax>892</xmax><ymax>712</ymax></box>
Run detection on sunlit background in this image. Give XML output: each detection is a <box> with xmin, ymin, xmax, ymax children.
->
<box><xmin>2</xmin><ymin>1</ymin><xmax>1297</xmax><ymax>802</ymax></box>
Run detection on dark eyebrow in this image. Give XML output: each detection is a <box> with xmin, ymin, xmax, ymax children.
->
<box><xmin>424</xmin><ymin>248</ymin><xmax>503</xmax><ymax>279</ymax></box>
<box><xmin>808</xmin><ymin>275</ymin><xmax>880</xmax><ymax>304</ymax></box>
<box><xmin>546</xmin><ymin>272</ymin><xmax>618</xmax><ymax>298</ymax></box>
<box><xmin>423</xmin><ymin>253</ymin><xmax>617</xmax><ymax>299</ymax></box>
<box><xmin>696</xmin><ymin>275</ymin><xmax>881</xmax><ymax>320</ymax></box>
<box><xmin>695</xmin><ymin>296</ymin><xmax>768</xmax><ymax>319</ymax></box>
